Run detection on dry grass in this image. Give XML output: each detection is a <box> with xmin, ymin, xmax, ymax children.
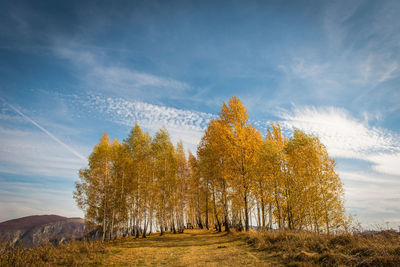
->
<box><xmin>0</xmin><ymin>239</ymin><xmax>106</xmax><ymax>266</ymax></box>
<box><xmin>237</xmin><ymin>229</ymin><xmax>400</xmax><ymax>267</ymax></box>
<box><xmin>0</xmin><ymin>230</ymin><xmax>281</xmax><ymax>266</ymax></box>
<box><xmin>3</xmin><ymin>229</ymin><xmax>398</xmax><ymax>266</ymax></box>
<box><xmin>93</xmin><ymin>229</ymin><xmax>281</xmax><ymax>266</ymax></box>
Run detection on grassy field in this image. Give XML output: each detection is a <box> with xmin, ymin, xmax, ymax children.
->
<box><xmin>101</xmin><ymin>230</ymin><xmax>281</xmax><ymax>266</ymax></box>
<box><xmin>1</xmin><ymin>229</ymin><xmax>399</xmax><ymax>266</ymax></box>
<box><xmin>239</xmin><ymin>229</ymin><xmax>400</xmax><ymax>266</ymax></box>
<box><xmin>0</xmin><ymin>230</ymin><xmax>282</xmax><ymax>266</ymax></box>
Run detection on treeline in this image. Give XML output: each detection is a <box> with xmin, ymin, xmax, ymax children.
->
<box><xmin>74</xmin><ymin>96</ymin><xmax>346</xmax><ymax>240</ymax></box>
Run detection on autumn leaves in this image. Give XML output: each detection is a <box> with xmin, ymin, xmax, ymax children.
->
<box><xmin>196</xmin><ymin>96</ymin><xmax>345</xmax><ymax>234</ymax></box>
<box><xmin>74</xmin><ymin>96</ymin><xmax>346</xmax><ymax>240</ymax></box>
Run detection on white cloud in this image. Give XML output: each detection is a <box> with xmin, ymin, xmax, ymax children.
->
<box><xmin>340</xmin><ymin>171</ymin><xmax>400</xmax><ymax>186</ymax></box>
<box><xmin>378</xmin><ymin>61</ymin><xmax>399</xmax><ymax>83</ymax></box>
<box><xmin>0</xmin><ymin>127</ymin><xmax>86</xmax><ymax>179</ymax></box>
<box><xmin>91</xmin><ymin>66</ymin><xmax>189</xmax><ymax>92</ymax></box>
<box><xmin>278</xmin><ymin>105</ymin><xmax>400</xmax><ymax>176</ymax></box>
<box><xmin>366</xmin><ymin>153</ymin><xmax>400</xmax><ymax>177</ymax></box>
<box><xmin>2</xmin><ymin>99</ymin><xmax>86</xmax><ymax>161</ymax></box>
<box><xmin>323</xmin><ymin>0</ymin><xmax>363</xmax><ymax>48</ymax></box>
<box><xmin>339</xmin><ymin>171</ymin><xmax>400</xmax><ymax>228</ymax></box>
<box><xmin>0</xmin><ymin>104</ymin><xmax>27</xmax><ymax>123</ymax></box>
<box><xmin>0</xmin><ymin>182</ymin><xmax>82</xmax><ymax>222</ymax></box>
<box><xmin>280</xmin><ymin>58</ymin><xmax>329</xmax><ymax>80</ymax></box>
<box><xmin>275</xmin><ymin>1</ymin><xmax>400</xmax><ymax>109</ymax></box>
<box><xmin>81</xmin><ymin>94</ymin><xmax>215</xmax><ymax>152</ymax></box>
<box><xmin>356</xmin><ymin>54</ymin><xmax>400</xmax><ymax>86</ymax></box>
<box><xmin>54</xmin><ymin>44</ymin><xmax>191</xmax><ymax>99</ymax></box>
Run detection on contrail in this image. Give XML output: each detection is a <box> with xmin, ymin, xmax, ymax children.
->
<box><xmin>1</xmin><ymin>98</ymin><xmax>87</xmax><ymax>161</ymax></box>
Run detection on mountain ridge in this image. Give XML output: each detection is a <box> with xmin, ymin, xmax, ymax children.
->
<box><xmin>0</xmin><ymin>214</ymin><xmax>85</xmax><ymax>247</ymax></box>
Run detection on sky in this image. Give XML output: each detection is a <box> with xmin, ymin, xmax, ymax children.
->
<box><xmin>0</xmin><ymin>0</ymin><xmax>399</xmax><ymax>229</ymax></box>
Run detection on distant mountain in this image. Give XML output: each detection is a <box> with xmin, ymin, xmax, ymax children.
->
<box><xmin>0</xmin><ymin>215</ymin><xmax>85</xmax><ymax>248</ymax></box>
<box><xmin>0</xmin><ymin>215</ymin><xmax>68</xmax><ymax>231</ymax></box>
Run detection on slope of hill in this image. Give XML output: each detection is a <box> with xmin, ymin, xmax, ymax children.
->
<box><xmin>0</xmin><ymin>215</ymin><xmax>85</xmax><ymax>247</ymax></box>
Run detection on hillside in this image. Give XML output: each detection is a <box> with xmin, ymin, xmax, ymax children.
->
<box><xmin>0</xmin><ymin>215</ymin><xmax>85</xmax><ymax>248</ymax></box>
<box><xmin>0</xmin><ymin>215</ymin><xmax>67</xmax><ymax>231</ymax></box>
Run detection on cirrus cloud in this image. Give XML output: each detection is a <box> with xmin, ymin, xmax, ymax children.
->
<box><xmin>78</xmin><ymin>94</ymin><xmax>215</xmax><ymax>152</ymax></box>
<box><xmin>278</xmin><ymin>105</ymin><xmax>400</xmax><ymax>176</ymax></box>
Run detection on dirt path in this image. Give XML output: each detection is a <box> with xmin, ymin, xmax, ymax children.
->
<box><xmin>98</xmin><ymin>230</ymin><xmax>281</xmax><ymax>266</ymax></box>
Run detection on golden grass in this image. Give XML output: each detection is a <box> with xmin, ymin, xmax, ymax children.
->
<box><xmin>0</xmin><ymin>230</ymin><xmax>281</xmax><ymax>266</ymax></box>
<box><xmin>237</xmin><ymin>229</ymin><xmax>400</xmax><ymax>267</ymax></box>
<box><xmin>2</xmin><ymin>229</ymin><xmax>398</xmax><ymax>266</ymax></box>
<box><xmin>0</xmin><ymin>239</ymin><xmax>106</xmax><ymax>266</ymax></box>
<box><xmin>94</xmin><ymin>229</ymin><xmax>281</xmax><ymax>266</ymax></box>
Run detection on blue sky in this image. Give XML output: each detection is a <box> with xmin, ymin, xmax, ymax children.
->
<box><xmin>0</xmin><ymin>0</ymin><xmax>399</xmax><ymax>229</ymax></box>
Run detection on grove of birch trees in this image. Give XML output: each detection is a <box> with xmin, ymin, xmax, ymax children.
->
<box><xmin>74</xmin><ymin>96</ymin><xmax>346</xmax><ymax>240</ymax></box>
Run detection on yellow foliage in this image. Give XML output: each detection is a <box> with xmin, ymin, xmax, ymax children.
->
<box><xmin>75</xmin><ymin>96</ymin><xmax>346</xmax><ymax>239</ymax></box>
